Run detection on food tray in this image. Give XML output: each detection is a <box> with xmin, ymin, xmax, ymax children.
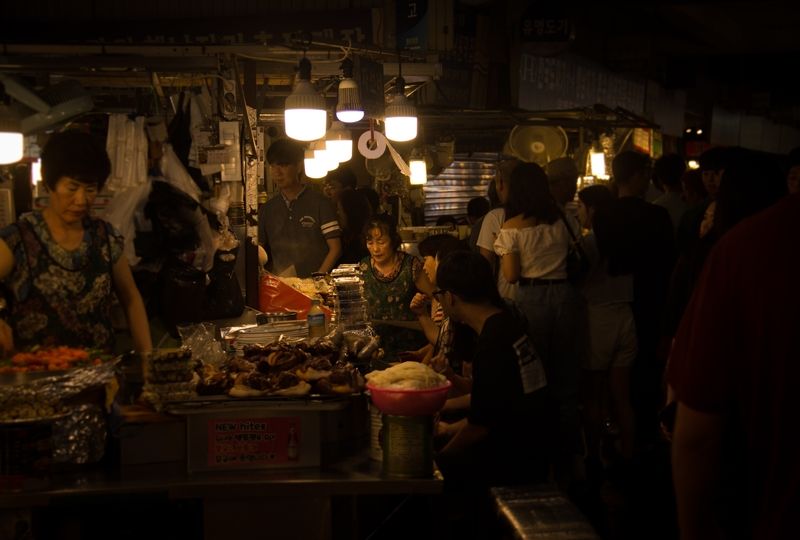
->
<box><xmin>0</xmin><ymin>411</ymin><xmax>70</xmax><ymax>425</ymax></box>
<box><xmin>0</xmin><ymin>358</ymin><xmax>119</xmax><ymax>387</ymax></box>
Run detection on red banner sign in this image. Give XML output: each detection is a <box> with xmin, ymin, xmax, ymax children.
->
<box><xmin>207</xmin><ymin>417</ymin><xmax>300</xmax><ymax>467</ymax></box>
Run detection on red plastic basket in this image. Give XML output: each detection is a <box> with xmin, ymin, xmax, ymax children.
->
<box><xmin>366</xmin><ymin>380</ymin><xmax>452</xmax><ymax>416</ymax></box>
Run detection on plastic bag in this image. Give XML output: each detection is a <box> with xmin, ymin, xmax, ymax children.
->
<box><xmin>259</xmin><ymin>272</ymin><xmax>331</xmax><ymax>320</ymax></box>
<box><xmin>204</xmin><ymin>244</ymin><xmax>244</xmax><ymax>320</ymax></box>
<box><xmin>160</xmin><ymin>143</ymin><xmax>202</xmax><ymax>203</ymax></box>
<box><xmin>102</xmin><ymin>182</ymin><xmax>152</xmax><ymax>265</ymax></box>
<box><xmin>160</xmin><ymin>261</ymin><xmax>206</xmax><ymax>332</ymax></box>
<box><xmin>106</xmin><ymin>114</ymin><xmax>148</xmax><ymax>192</ymax></box>
<box><xmin>177</xmin><ymin>322</ymin><xmax>227</xmax><ymax>367</ymax></box>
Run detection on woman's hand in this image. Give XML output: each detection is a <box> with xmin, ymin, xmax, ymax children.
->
<box><xmin>430</xmin><ymin>352</ymin><xmax>453</xmax><ymax>377</ymax></box>
<box><xmin>409</xmin><ymin>292</ymin><xmax>428</xmax><ymax>316</ymax></box>
<box><xmin>435</xmin><ymin>419</ymin><xmax>452</xmax><ymax>439</ymax></box>
<box><xmin>0</xmin><ymin>319</ymin><xmax>14</xmax><ymax>357</ymax></box>
<box><xmin>396</xmin><ymin>344</ymin><xmax>432</xmax><ymax>363</ymax></box>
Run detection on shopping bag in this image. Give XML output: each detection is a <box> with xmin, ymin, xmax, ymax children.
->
<box><xmin>258</xmin><ymin>272</ymin><xmax>330</xmax><ymax>320</ymax></box>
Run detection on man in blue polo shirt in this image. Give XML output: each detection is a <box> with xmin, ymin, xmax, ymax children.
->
<box><xmin>258</xmin><ymin>139</ymin><xmax>342</xmax><ymax>277</ymax></box>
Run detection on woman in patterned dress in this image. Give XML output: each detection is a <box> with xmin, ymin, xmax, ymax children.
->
<box><xmin>0</xmin><ymin>131</ymin><xmax>151</xmax><ymax>355</ymax></box>
<box><xmin>359</xmin><ymin>215</ymin><xmax>434</xmax><ymax>364</ymax></box>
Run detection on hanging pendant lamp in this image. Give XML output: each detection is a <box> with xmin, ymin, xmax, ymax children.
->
<box><xmin>325</xmin><ymin>121</ymin><xmax>353</xmax><ymax>163</ymax></box>
<box><xmin>384</xmin><ymin>57</ymin><xmax>417</xmax><ymax>142</ymax></box>
<box><xmin>284</xmin><ymin>57</ymin><xmax>327</xmax><ymax>142</ymax></box>
<box><xmin>0</xmin><ymin>83</ymin><xmax>23</xmax><ymax>165</ymax></box>
<box><xmin>335</xmin><ymin>58</ymin><xmax>364</xmax><ymax>123</ymax></box>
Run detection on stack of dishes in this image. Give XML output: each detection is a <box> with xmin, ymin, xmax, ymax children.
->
<box><xmin>331</xmin><ymin>265</ymin><xmax>369</xmax><ymax>331</ymax></box>
<box><xmin>226</xmin><ymin>321</ymin><xmax>309</xmax><ymax>354</ymax></box>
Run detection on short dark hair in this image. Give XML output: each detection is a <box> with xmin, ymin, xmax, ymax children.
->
<box><xmin>505</xmin><ymin>162</ymin><xmax>559</xmax><ymax>224</ymax></box>
<box><xmin>653</xmin><ymin>154</ymin><xmax>686</xmax><ymax>189</ymax></box>
<box><xmin>356</xmin><ymin>187</ymin><xmax>380</xmax><ymax>214</ymax></box>
<box><xmin>612</xmin><ymin>151</ymin><xmax>650</xmax><ymax>185</ymax></box>
<box><xmin>325</xmin><ymin>166</ymin><xmax>358</xmax><ymax>190</ymax></box>
<box><xmin>266</xmin><ymin>138</ymin><xmax>304</xmax><ymax>165</ymax></box>
<box><xmin>436</xmin><ymin>251</ymin><xmax>503</xmax><ymax>307</ymax></box>
<box><xmin>418</xmin><ymin>233</ymin><xmax>464</xmax><ymax>259</ymax></box>
<box><xmin>546</xmin><ymin>157</ymin><xmax>579</xmax><ymax>186</ymax></box>
<box><xmin>681</xmin><ymin>169</ymin><xmax>706</xmax><ymax>199</ymax></box>
<box><xmin>698</xmin><ymin>146</ymin><xmax>728</xmax><ymax>172</ymax></box>
<box><xmin>577</xmin><ymin>184</ymin><xmax>614</xmax><ymax>212</ymax></box>
<box><xmin>364</xmin><ymin>214</ymin><xmax>401</xmax><ymax>252</ymax></box>
<box><xmin>466</xmin><ymin>196</ymin><xmax>490</xmax><ymax>219</ymax></box>
<box><xmin>486</xmin><ymin>179</ymin><xmax>500</xmax><ymax>208</ymax></box>
<box><xmin>41</xmin><ymin>130</ymin><xmax>111</xmax><ymax>191</ymax></box>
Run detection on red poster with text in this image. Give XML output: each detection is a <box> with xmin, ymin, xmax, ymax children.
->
<box><xmin>207</xmin><ymin>417</ymin><xmax>301</xmax><ymax>467</ymax></box>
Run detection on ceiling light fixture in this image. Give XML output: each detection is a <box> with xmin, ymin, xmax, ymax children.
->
<box><xmin>0</xmin><ymin>82</ymin><xmax>23</xmax><ymax>165</ymax></box>
<box><xmin>284</xmin><ymin>56</ymin><xmax>327</xmax><ymax>142</ymax></box>
<box><xmin>589</xmin><ymin>149</ymin><xmax>608</xmax><ymax>179</ymax></box>
<box><xmin>409</xmin><ymin>147</ymin><xmax>427</xmax><ymax>185</ymax></box>
<box><xmin>313</xmin><ymin>139</ymin><xmax>339</xmax><ymax>172</ymax></box>
<box><xmin>304</xmin><ymin>148</ymin><xmax>327</xmax><ymax>179</ymax></box>
<box><xmin>325</xmin><ymin>121</ymin><xmax>353</xmax><ymax>163</ymax></box>
<box><xmin>384</xmin><ymin>55</ymin><xmax>417</xmax><ymax>142</ymax></box>
<box><xmin>335</xmin><ymin>58</ymin><xmax>364</xmax><ymax>124</ymax></box>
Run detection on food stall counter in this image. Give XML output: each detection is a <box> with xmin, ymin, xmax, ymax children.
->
<box><xmin>0</xmin><ymin>453</ymin><xmax>443</xmax><ymax>539</ymax></box>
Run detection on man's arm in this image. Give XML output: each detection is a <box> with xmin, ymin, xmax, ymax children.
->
<box><xmin>438</xmin><ymin>420</ymin><xmax>488</xmax><ymax>456</ymax></box>
<box><xmin>409</xmin><ymin>294</ymin><xmax>439</xmax><ymax>346</ymax></box>
<box><xmin>672</xmin><ymin>402</ymin><xmax>724</xmax><ymax>540</ymax></box>
<box><xmin>476</xmin><ymin>209</ymin><xmax>502</xmax><ymax>274</ymax></box>
<box><xmin>479</xmin><ymin>246</ymin><xmax>496</xmax><ymax>274</ymax></box>
<box><xmin>317</xmin><ymin>237</ymin><xmax>342</xmax><ymax>274</ymax></box>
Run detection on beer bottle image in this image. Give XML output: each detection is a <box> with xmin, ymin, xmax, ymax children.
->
<box><xmin>307</xmin><ymin>297</ymin><xmax>327</xmax><ymax>338</ymax></box>
<box><xmin>287</xmin><ymin>426</ymin><xmax>299</xmax><ymax>460</ymax></box>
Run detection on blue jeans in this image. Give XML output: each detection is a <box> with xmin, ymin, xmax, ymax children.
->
<box><xmin>516</xmin><ymin>281</ymin><xmax>588</xmax><ymax>457</ymax></box>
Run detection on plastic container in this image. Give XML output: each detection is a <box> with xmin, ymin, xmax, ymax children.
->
<box><xmin>366</xmin><ymin>381</ymin><xmax>452</xmax><ymax>416</ymax></box>
<box><xmin>307</xmin><ymin>297</ymin><xmax>327</xmax><ymax>338</ymax></box>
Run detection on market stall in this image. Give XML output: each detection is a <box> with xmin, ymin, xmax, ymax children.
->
<box><xmin>0</xmin><ymin>264</ymin><xmax>449</xmax><ymax>539</ymax></box>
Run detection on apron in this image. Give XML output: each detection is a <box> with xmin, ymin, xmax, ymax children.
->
<box><xmin>9</xmin><ymin>215</ymin><xmax>115</xmax><ymax>352</ymax></box>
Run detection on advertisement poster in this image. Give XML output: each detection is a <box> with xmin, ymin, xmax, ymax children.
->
<box><xmin>207</xmin><ymin>417</ymin><xmax>300</xmax><ymax>467</ymax></box>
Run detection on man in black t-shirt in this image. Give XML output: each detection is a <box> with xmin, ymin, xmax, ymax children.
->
<box><xmin>434</xmin><ymin>251</ymin><xmax>552</xmax><ymax>487</ymax></box>
<box><xmin>600</xmin><ymin>151</ymin><xmax>675</xmax><ymax>447</ymax></box>
<box><xmin>258</xmin><ymin>139</ymin><xmax>342</xmax><ymax>278</ymax></box>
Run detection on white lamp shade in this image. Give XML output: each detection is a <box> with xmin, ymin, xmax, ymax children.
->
<box><xmin>326</xmin><ymin>139</ymin><xmax>352</xmax><ymax>163</ymax></box>
<box><xmin>336</xmin><ymin>109</ymin><xmax>364</xmax><ymax>123</ymax></box>
<box><xmin>285</xmin><ymin>109</ymin><xmax>327</xmax><ymax>142</ymax></box>
<box><xmin>409</xmin><ymin>158</ymin><xmax>427</xmax><ymax>185</ymax></box>
<box><xmin>385</xmin><ymin>116</ymin><xmax>417</xmax><ymax>142</ymax></box>
<box><xmin>31</xmin><ymin>158</ymin><xmax>41</xmax><ymax>185</ymax></box>
<box><xmin>314</xmin><ymin>146</ymin><xmax>339</xmax><ymax>172</ymax></box>
<box><xmin>304</xmin><ymin>150</ymin><xmax>328</xmax><ymax>179</ymax></box>
<box><xmin>0</xmin><ymin>132</ymin><xmax>23</xmax><ymax>165</ymax></box>
<box><xmin>325</xmin><ymin>121</ymin><xmax>353</xmax><ymax>163</ymax></box>
<box><xmin>285</xmin><ymin>79</ymin><xmax>327</xmax><ymax>141</ymax></box>
<box><xmin>589</xmin><ymin>151</ymin><xmax>607</xmax><ymax>179</ymax></box>
<box><xmin>336</xmin><ymin>78</ymin><xmax>364</xmax><ymax>123</ymax></box>
<box><xmin>384</xmin><ymin>93</ymin><xmax>417</xmax><ymax>142</ymax></box>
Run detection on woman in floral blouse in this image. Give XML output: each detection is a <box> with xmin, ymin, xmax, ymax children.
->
<box><xmin>360</xmin><ymin>215</ymin><xmax>434</xmax><ymax>364</ymax></box>
<box><xmin>0</xmin><ymin>131</ymin><xmax>151</xmax><ymax>355</ymax></box>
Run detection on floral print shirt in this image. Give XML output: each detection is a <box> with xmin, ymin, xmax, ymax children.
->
<box><xmin>0</xmin><ymin>211</ymin><xmax>123</xmax><ymax>352</ymax></box>
<box><xmin>360</xmin><ymin>251</ymin><xmax>427</xmax><ymax>361</ymax></box>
